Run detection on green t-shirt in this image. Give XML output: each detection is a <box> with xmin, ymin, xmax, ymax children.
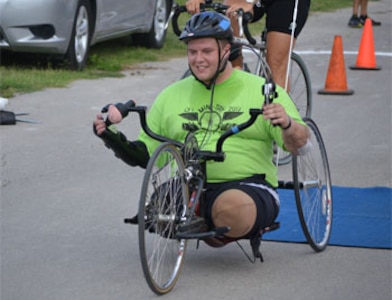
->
<box><xmin>138</xmin><ymin>69</ymin><xmax>304</xmax><ymax>187</ymax></box>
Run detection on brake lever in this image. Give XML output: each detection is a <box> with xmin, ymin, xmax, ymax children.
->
<box><xmin>262</xmin><ymin>80</ymin><xmax>277</xmax><ymax>105</ymax></box>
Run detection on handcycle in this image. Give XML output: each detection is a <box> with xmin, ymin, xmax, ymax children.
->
<box><xmin>169</xmin><ymin>1</ymin><xmax>312</xmax><ymax>168</ymax></box>
<box><xmin>112</xmin><ymin>81</ymin><xmax>332</xmax><ymax>295</ymax></box>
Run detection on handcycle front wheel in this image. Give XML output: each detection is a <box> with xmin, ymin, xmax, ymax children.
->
<box><xmin>292</xmin><ymin>117</ymin><xmax>332</xmax><ymax>252</ymax></box>
<box><xmin>138</xmin><ymin>142</ymin><xmax>189</xmax><ymax>295</ymax></box>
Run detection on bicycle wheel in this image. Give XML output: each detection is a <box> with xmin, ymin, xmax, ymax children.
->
<box><xmin>292</xmin><ymin>118</ymin><xmax>332</xmax><ymax>252</ymax></box>
<box><xmin>273</xmin><ymin>53</ymin><xmax>312</xmax><ymax>166</ymax></box>
<box><xmin>289</xmin><ymin>52</ymin><xmax>312</xmax><ymax>118</ymax></box>
<box><xmin>138</xmin><ymin>142</ymin><xmax>189</xmax><ymax>295</ymax></box>
<box><xmin>273</xmin><ymin>144</ymin><xmax>293</xmax><ymax>166</ymax></box>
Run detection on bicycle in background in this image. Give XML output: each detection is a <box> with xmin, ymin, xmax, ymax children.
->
<box><xmin>169</xmin><ymin>1</ymin><xmax>312</xmax><ymax>165</ymax></box>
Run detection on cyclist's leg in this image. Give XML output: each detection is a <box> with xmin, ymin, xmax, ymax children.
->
<box><xmin>266</xmin><ymin>31</ymin><xmax>295</xmax><ymax>89</ymax></box>
<box><xmin>212</xmin><ymin>189</ymin><xmax>257</xmax><ymax>238</ymax></box>
<box><xmin>202</xmin><ymin>180</ymin><xmax>279</xmax><ymax>258</ymax></box>
<box><xmin>225</xmin><ymin>0</ymin><xmax>244</xmax><ymax>69</ymax></box>
<box><xmin>204</xmin><ymin>178</ymin><xmax>279</xmax><ymax>239</ymax></box>
<box><xmin>264</xmin><ymin>0</ymin><xmax>310</xmax><ymax>89</ymax></box>
<box><xmin>224</xmin><ymin>0</ymin><xmax>264</xmax><ymax>69</ymax></box>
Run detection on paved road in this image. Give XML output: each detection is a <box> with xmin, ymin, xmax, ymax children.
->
<box><xmin>1</xmin><ymin>1</ymin><xmax>391</xmax><ymax>299</ymax></box>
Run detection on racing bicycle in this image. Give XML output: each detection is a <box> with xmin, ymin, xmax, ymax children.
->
<box><xmin>170</xmin><ymin>1</ymin><xmax>312</xmax><ymax>118</ymax></box>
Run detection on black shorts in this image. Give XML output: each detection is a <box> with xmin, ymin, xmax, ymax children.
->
<box><xmin>201</xmin><ymin>174</ymin><xmax>280</xmax><ymax>239</ymax></box>
<box><xmin>253</xmin><ymin>0</ymin><xmax>310</xmax><ymax>38</ymax></box>
<box><xmin>229</xmin><ymin>0</ymin><xmax>310</xmax><ymax>61</ymax></box>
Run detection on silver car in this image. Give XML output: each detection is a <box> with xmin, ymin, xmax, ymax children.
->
<box><xmin>0</xmin><ymin>0</ymin><xmax>173</xmax><ymax>70</ymax></box>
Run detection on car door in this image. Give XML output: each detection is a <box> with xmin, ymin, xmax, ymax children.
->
<box><xmin>94</xmin><ymin>0</ymin><xmax>155</xmax><ymax>42</ymax></box>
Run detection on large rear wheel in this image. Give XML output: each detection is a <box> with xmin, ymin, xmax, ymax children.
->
<box><xmin>292</xmin><ymin>118</ymin><xmax>332</xmax><ymax>252</ymax></box>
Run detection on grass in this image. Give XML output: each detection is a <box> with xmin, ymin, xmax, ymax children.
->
<box><xmin>310</xmin><ymin>0</ymin><xmax>353</xmax><ymax>11</ymax></box>
<box><xmin>0</xmin><ymin>0</ymin><xmax>353</xmax><ymax>98</ymax></box>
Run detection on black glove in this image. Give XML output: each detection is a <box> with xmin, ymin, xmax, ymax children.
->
<box><xmin>101</xmin><ymin>99</ymin><xmax>136</xmax><ymax>126</ymax></box>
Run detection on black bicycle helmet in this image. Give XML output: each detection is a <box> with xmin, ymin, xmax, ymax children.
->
<box><xmin>179</xmin><ymin>11</ymin><xmax>233</xmax><ymax>43</ymax></box>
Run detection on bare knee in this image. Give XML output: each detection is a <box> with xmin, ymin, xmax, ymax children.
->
<box><xmin>211</xmin><ymin>189</ymin><xmax>256</xmax><ymax>238</ymax></box>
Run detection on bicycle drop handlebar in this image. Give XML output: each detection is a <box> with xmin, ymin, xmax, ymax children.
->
<box><xmin>105</xmin><ymin>100</ymin><xmax>263</xmax><ymax>162</ymax></box>
<box><xmin>171</xmin><ymin>1</ymin><xmax>257</xmax><ymax>45</ymax></box>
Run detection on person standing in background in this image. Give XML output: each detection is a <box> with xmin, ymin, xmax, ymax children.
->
<box><xmin>185</xmin><ymin>0</ymin><xmax>311</xmax><ymax>91</ymax></box>
<box><xmin>348</xmin><ymin>0</ymin><xmax>381</xmax><ymax>28</ymax></box>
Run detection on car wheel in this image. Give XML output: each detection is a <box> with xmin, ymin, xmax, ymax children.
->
<box><xmin>132</xmin><ymin>0</ymin><xmax>171</xmax><ymax>49</ymax></box>
<box><xmin>65</xmin><ymin>0</ymin><xmax>93</xmax><ymax>70</ymax></box>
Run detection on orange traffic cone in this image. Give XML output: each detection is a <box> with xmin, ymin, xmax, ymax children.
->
<box><xmin>318</xmin><ymin>35</ymin><xmax>354</xmax><ymax>95</ymax></box>
<box><xmin>350</xmin><ymin>18</ymin><xmax>381</xmax><ymax>70</ymax></box>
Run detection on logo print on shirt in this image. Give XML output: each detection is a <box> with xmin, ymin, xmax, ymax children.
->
<box><xmin>179</xmin><ymin>105</ymin><xmax>243</xmax><ymax>132</ymax></box>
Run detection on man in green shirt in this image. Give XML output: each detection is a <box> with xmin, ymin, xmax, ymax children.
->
<box><xmin>94</xmin><ymin>11</ymin><xmax>309</xmax><ymax>248</ymax></box>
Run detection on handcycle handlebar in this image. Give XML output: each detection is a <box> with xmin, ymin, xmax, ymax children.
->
<box><xmin>171</xmin><ymin>1</ymin><xmax>257</xmax><ymax>46</ymax></box>
<box><xmin>103</xmin><ymin>99</ymin><xmax>263</xmax><ymax>162</ymax></box>
<box><xmin>104</xmin><ymin>100</ymin><xmax>183</xmax><ymax>149</ymax></box>
<box><xmin>216</xmin><ymin>108</ymin><xmax>264</xmax><ymax>153</ymax></box>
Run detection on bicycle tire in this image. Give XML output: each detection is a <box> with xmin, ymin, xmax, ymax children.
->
<box><xmin>138</xmin><ymin>142</ymin><xmax>189</xmax><ymax>295</ymax></box>
<box><xmin>289</xmin><ymin>52</ymin><xmax>312</xmax><ymax>118</ymax></box>
<box><xmin>273</xmin><ymin>143</ymin><xmax>293</xmax><ymax>166</ymax></box>
<box><xmin>292</xmin><ymin>118</ymin><xmax>332</xmax><ymax>252</ymax></box>
<box><xmin>272</xmin><ymin>53</ymin><xmax>312</xmax><ymax>166</ymax></box>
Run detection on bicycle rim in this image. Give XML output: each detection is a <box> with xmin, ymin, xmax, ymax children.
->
<box><xmin>273</xmin><ymin>53</ymin><xmax>312</xmax><ymax>166</ymax></box>
<box><xmin>138</xmin><ymin>143</ymin><xmax>189</xmax><ymax>295</ymax></box>
<box><xmin>273</xmin><ymin>143</ymin><xmax>292</xmax><ymax>166</ymax></box>
<box><xmin>292</xmin><ymin>118</ymin><xmax>332</xmax><ymax>252</ymax></box>
<box><xmin>289</xmin><ymin>52</ymin><xmax>312</xmax><ymax>118</ymax></box>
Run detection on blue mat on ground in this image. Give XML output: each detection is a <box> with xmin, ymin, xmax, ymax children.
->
<box><xmin>263</xmin><ymin>186</ymin><xmax>392</xmax><ymax>249</ymax></box>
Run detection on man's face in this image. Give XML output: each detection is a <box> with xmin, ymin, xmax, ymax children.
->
<box><xmin>187</xmin><ymin>38</ymin><xmax>227</xmax><ymax>84</ymax></box>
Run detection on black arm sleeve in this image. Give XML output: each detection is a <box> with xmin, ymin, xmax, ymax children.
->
<box><xmin>95</xmin><ymin>126</ymin><xmax>149</xmax><ymax>169</ymax></box>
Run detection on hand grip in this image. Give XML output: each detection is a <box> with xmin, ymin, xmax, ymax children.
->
<box><xmin>101</xmin><ymin>99</ymin><xmax>136</xmax><ymax>126</ymax></box>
